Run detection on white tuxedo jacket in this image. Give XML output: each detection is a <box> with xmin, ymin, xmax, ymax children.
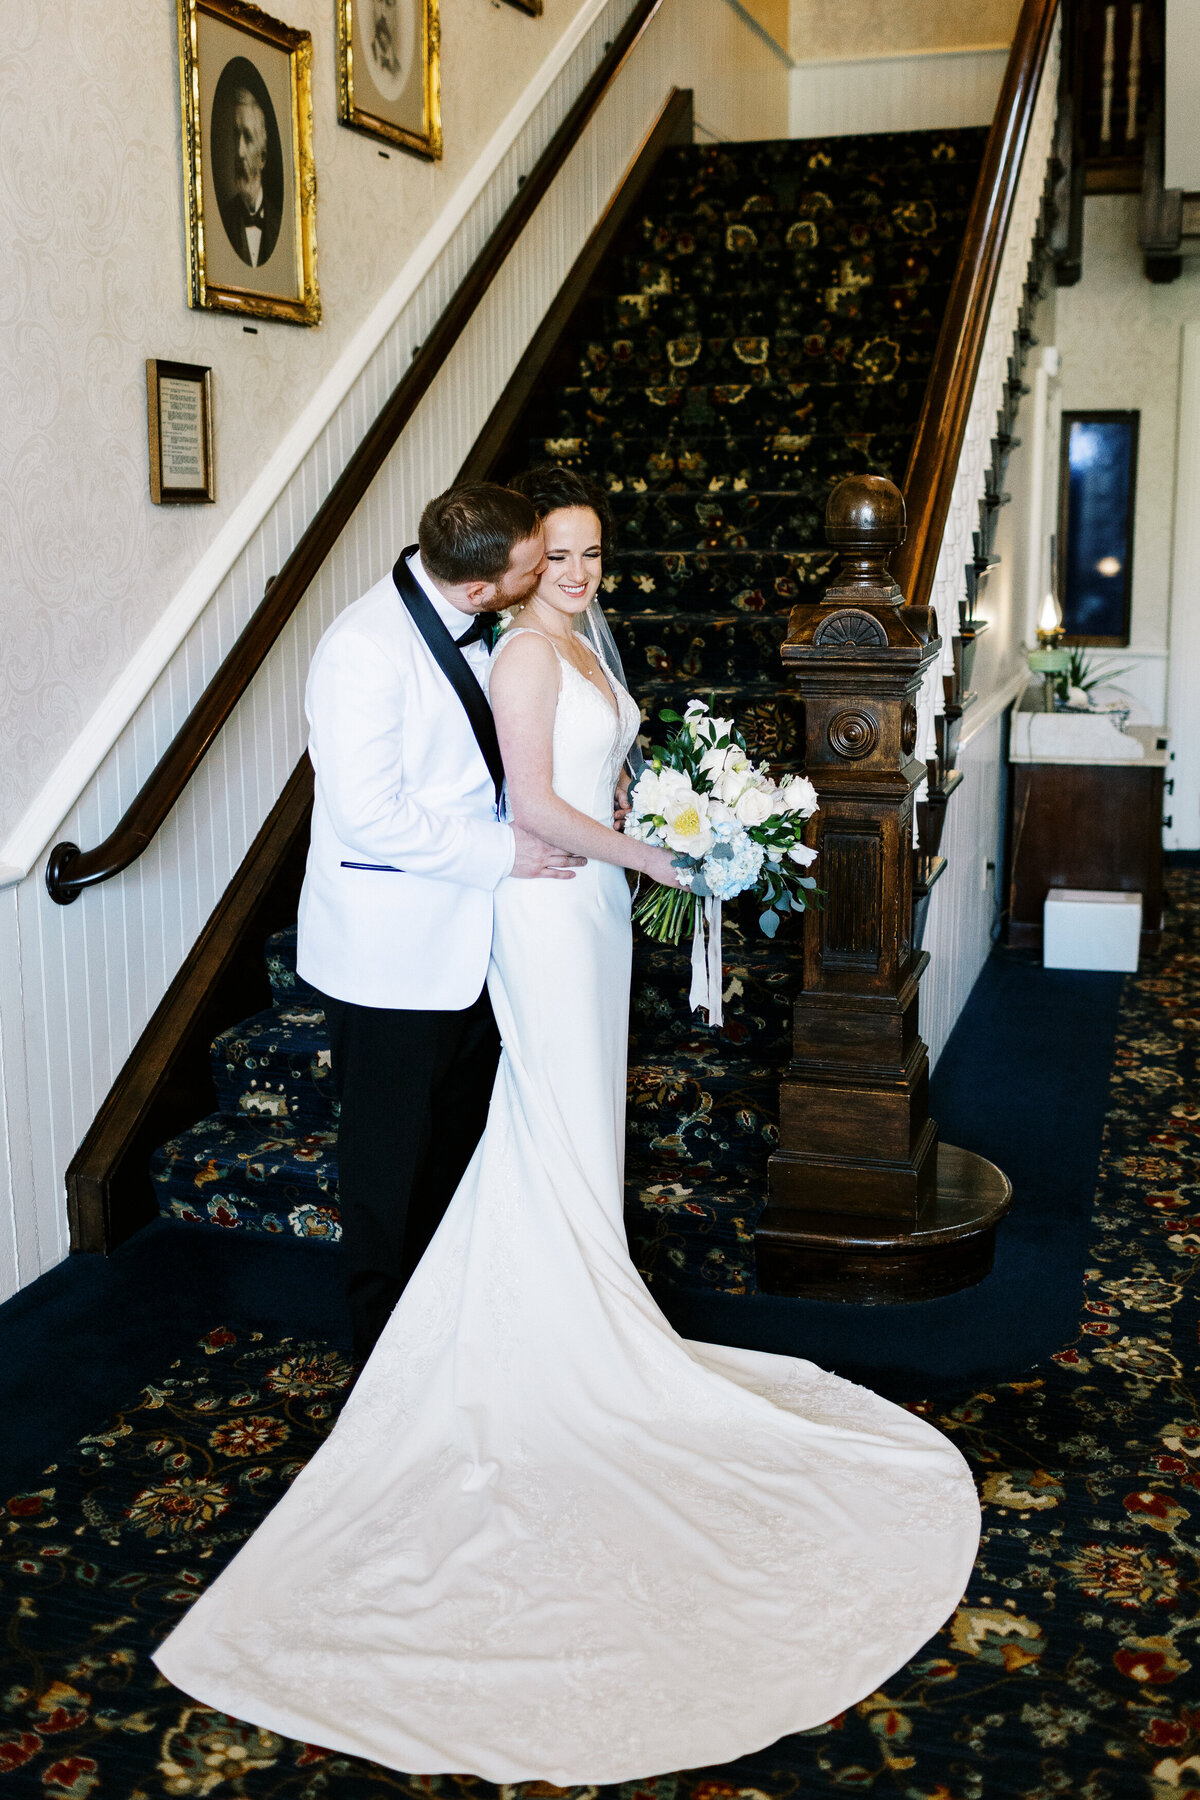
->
<box><xmin>296</xmin><ymin>557</ymin><xmax>515</xmax><ymax>1009</ymax></box>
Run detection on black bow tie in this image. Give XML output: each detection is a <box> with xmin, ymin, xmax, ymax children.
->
<box><xmin>455</xmin><ymin>615</ymin><xmax>497</xmax><ymax>650</ymax></box>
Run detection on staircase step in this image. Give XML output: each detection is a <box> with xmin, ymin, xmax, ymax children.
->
<box><xmin>656</xmin><ymin>128</ymin><xmax>987</xmax><ymax>194</ymax></box>
<box><xmin>151</xmin><ymin>1116</ymin><xmax>340</xmax><ymax>1241</ymax></box>
<box><xmin>626</xmin><ymin>1051</ymin><xmax>781</xmax><ymax>1182</ymax></box>
<box><xmin>635</xmin><ymin>194</ymin><xmax>977</xmax><ymax>237</ymax></box>
<box><xmin>550</xmin><ymin>376</ymin><xmax>932</xmax><ymax>439</ymax></box>
<box><xmin>608</xmin><ymin>488</ymin><xmax>826</xmax><ymax>551</ymax></box>
<box><xmin>264</xmin><ymin>927</ymin><xmax>320</xmax><ymax>1007</ymax></box>
<box><xmin>612</xmin><ymin>608</ymin><xmax>788</xmax><ymax>687</ymax></box>
<box><xmin>211</xmin><ymin>1004</ymin><xmax>337</xmax><ymax>1131</ymax></box>
<box><xmin>528</xmin><ymin>425</ymin><xmax>912</xmax><ymax>494</ymax></box>
<box><xmin>605</xmin><ymin>547</ymin><xmax>832</xmax><ymax>609</ymax></box>
<box><xmin>592</xmin><ymin>261</ymin><xmax>964</xmax><ymax>338</ymax></box>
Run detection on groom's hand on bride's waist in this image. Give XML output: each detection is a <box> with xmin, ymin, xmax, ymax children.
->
<box><xmin>510</xmin><ymin>825</ymin><xmax>586</xmax><ymax>880</ymax></box>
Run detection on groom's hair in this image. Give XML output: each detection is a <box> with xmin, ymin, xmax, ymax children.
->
<box><xmin>418</xmin><ymin>484</ymin><xmax>540</xmax><ymax>585</ymax></box>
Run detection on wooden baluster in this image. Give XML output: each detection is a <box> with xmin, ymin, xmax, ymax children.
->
<box><xmin>755</xmin><ymin>474</ymin><xmax>1012</xmax><ymax>1303</ymax></box>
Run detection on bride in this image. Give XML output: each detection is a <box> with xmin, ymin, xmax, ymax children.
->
<box><xmin>152</xmin><ymin>466</ymin><xmax>980</xmax><ymax>1784</ymax></box>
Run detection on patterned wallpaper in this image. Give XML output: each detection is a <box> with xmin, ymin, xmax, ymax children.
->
<box><xmin>0</xmin><ymin>0</ymin><xmax>592</xmax><ymax>840</ymax></box>
<box><xmin>788</xmin><ymin>0</ymin><xmax>1020</xmax><ymax>59</ymax></box>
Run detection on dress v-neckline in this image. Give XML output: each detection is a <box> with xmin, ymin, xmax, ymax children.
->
<box><xmin>501</xmin><ymin>625</ymin><xmax>621</xmax><ymax>722</ymax></box>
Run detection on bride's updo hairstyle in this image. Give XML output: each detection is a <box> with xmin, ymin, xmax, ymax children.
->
<box><xmin>507</xmin><ymin>465</ymin><xmax>614</xmax><ymax>558</ymax></box>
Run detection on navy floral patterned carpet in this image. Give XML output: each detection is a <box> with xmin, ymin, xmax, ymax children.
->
<box><xmin>3</xmin><ymin>870</ymin><xmax>1198</xmax><ymax>1798</ymax></box>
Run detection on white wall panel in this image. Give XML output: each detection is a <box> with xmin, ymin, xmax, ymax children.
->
<box><xmin>790</xmin><ymin>46</ymin><xmax>1008</xmax><ymax>139</ymax></box>
<box><xmin>921</xmin><ymin>710</ymin><xmax>1007</xmax><ymax>1070</ymax></box>
<box><xmin>0</xmin><ymin>0</ymin><xmax>787</xmax><ymax>1301</ymax></box>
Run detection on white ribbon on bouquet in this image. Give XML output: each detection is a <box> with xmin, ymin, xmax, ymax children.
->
<box><xmin>688</xmin><ymin>897</ymin><xmax>724</xmax><ymax>1027</ymax></box>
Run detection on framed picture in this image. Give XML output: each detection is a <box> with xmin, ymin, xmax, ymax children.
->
<box><xmin>146</xmin><ymin>360</ymin><xmax>215</xmax><ymax>504</ymax></box>
<box><xmin>1057</xmin><ymin>410</ymin><xmax>1139</xmax><ymax>644</ymax></box>
<box><xmin>499</xmin><ymin>0</ymin><xmax>543</xmax><ymax>13</ymax></box>
<box><xmin>336</xmin><ymin>0</ymin><xmax>442</xmax><ymax>160</ymax></box>
<box><xmin>177</xmin><ymin>0</ymin><xmax>320</xmax><ymax>326</ymax></box>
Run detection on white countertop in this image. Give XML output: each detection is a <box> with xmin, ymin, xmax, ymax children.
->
<box><xmin>1010</xmin><ymin>716</ymin><xmax>1170</xmax><ymax>767</ymax></box>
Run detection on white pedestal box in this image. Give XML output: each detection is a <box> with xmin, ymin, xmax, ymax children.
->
<box><xmin>1043</xmin><ymin>888</ymin><xmax>1143</xmax><ymax>972</ymax></box>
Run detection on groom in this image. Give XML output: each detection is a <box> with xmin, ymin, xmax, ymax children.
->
<box><xmin>297</xmin><ymin>483</ymin><xmax>582</xmax><ymax>1361</ymax></box>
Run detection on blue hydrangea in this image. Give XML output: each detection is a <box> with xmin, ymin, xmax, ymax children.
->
<box><xmin>701</xmin><ymin>827</ymin><xmax>764</xmax><ymax>901</ymax></box>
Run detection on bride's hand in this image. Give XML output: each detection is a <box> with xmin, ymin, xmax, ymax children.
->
<box><xmin>643</xmin><ymin>845</ymin><xmax>691</xmax><ymax>890</ymax></box>
<box><xmin>612</xmin><ymin>773</ymin><xmax>631</xmax><ymax>831</ymax></box>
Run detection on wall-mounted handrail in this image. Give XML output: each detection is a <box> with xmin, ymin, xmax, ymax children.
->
<box><xmin>893</xmin><ymin>0</ymin><xmax>1060</xmax><ymax>609</ymax></box>
<box><xmin>46</xmin><ymin>0</ymin><xmax>667</xmax><ymax>904</ymax></box>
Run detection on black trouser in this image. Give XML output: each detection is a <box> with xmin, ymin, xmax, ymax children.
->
<box><xmin>320</xmin><ymin>986</ymin><xmax>501</xmax><ymax>1361</ymax></box>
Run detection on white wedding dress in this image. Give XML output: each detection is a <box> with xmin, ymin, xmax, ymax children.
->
<box><xmin>153</xmin><ymin>632</ymin><xmax>981</xmax><ymax>1784</ymax></box>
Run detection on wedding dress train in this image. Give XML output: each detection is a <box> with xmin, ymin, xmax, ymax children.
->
<box><xmin>153</xmin><ymin>632</ymin><xmax>980</xmax><ymax>1783</ymax></box>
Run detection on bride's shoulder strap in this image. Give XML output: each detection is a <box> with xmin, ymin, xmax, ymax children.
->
<box><xmin>491</xmin><ymin>626</ymin><xmax>563</xmax><ymax>665</ymax></box>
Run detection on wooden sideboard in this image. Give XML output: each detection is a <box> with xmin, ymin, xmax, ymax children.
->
<box><xmin>1005</xmin><ymin>722</ymin><xmax>1168</xmax><ymax>955</ymax></box>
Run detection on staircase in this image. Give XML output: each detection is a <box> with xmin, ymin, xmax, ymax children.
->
<box><xmin>151</xmin><ymin>127</ymin><xmax>989</xmax><ymax>1313</ymax></box>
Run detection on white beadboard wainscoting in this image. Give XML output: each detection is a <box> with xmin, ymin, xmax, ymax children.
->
<box><xmin>0</xmin><ymin>0</ymin><xmax>789</xmax><ymax>1302</ymax></box>
<box><xmin>921</xmin><ymin>707</ymin><xmax>1010</xmax><ymax>1071</ymax></box>
<box><xmin>789</xmin><ymin>45</ymin><xmax>1010</xmax><ymax>140</ymax></box>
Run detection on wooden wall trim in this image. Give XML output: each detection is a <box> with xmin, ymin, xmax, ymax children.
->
<box><xmin>45</xmin><ymin>0</ymin><xmax>670</xmax><ymax>908</ymax></box>
<box><xmin>893</xmin><ymin>0</ymin><xmax>1060</xmax><ymax>609</ymax></box>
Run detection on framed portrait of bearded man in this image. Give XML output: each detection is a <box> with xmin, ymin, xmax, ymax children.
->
<box><xmin>336</xmin><ymin>0</ymin><xmax>442</xmax><ymax>160</ymax></box>
<box><xmin>177</xmin><ymin>0</ymin><xmax>320</xmax><ymax>325</ymax></box>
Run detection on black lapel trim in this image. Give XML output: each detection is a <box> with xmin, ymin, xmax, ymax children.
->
<box><xmin>392</xmin><ymin>548</ymin><xmax>504</xmax><ymax>807</ymax></box>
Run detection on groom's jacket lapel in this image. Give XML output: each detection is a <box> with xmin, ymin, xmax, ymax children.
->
<box><xmin>392</xmin><ymin>548</ymin><xmax>505</xmax><ymax>809</ymax></box>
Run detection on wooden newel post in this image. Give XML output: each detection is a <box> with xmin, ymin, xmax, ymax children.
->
<box><xmin>756</xmin><ymin>474</ymin><xmax>1012</xmax><ymax>1302</ymax></box>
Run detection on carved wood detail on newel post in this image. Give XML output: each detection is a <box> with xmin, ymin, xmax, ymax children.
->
<box><xmin>755</xmin><ymin>474</ymin><xmax>1012</xmax><ymax>1303</ymax></box>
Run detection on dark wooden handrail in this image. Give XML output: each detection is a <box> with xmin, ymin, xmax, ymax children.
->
<box><xmin>46</xmin><ymin>0</ymin><xmax>668</xmax><ymax>904</ymax></box>
<box><xmin>893</xmin><ymin>0</ymin><xmax>1060</xmax><ymax>608</ymax></box>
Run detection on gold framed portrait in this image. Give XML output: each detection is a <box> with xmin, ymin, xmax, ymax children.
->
<box><xmin>336</xmin><ymin>0</ymin><xmax>442</xmax><ymax>160</ymax></box>
<box><xmin>177</xmin><ymin>0</ymin><xmax>320</xmax><ymax>326</ymax></box>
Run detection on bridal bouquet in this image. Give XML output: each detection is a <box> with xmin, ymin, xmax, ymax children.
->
<box><xmin>626</xmin><ymin>700</ymin><xmax>819</xmax><ymax>1025</ymax></box>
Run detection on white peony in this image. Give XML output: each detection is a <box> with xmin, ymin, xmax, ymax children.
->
<box><xmin>788</xmin><ymin>841</ymin><xmax>818</xmax><ymax>866</ymax></box>
<box><xmin>733</xmin><ymin>785</ymin><xmax>775</xmax><ymax>827</ymax></box>
<box><xmin>661</xmin><ymin>789</ymin><xmax>714</xmax><ymax>857</ymax></box>
<box><xmin>631</xmin><ymin>765</ymin><xmax>691</xmax><ymax>817</ymax></box>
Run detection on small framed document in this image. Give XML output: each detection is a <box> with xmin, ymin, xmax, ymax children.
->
<box><xmin>146</xmin><ymin>359</ymin><xmax>215</xmax><ymax>504</ymax></box>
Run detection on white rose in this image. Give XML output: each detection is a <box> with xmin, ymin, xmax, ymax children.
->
<box><xmin>733</xmin><ymin>785</ymin><xmax>774</xmax><ymax>827</ymax></box>
<box><xmin>780</xmin><ymin>774</ymin><xmax>818</xmax><ymax>817</ymax></box>
<box><xmin>683</xmin><ymin>698</ymin><xmax>709</xmax><ymax>740</ymax></box>
<box><xmin>698</xmin><ymin>743</ymin><xmax>751</xmax><ymax>783</ymax></box>
<box><xmin>788</xmin><ymin>841</ymin><xmax>818</xmax><ymax>866</ymax></box>
<box><xmin>710</xmin><ymin>758</ymin><xmax>754</xmax><ymax>805</ymax></box>
<box><xmin>662</xmin><ymin>789</ymin><xmax>714</xmax><ymax>858</ymax></box>
<box><xmin>630</xmin><ymin>769</ymin><xmax>665</xmax><ymax>815</ymax></box>
<box><xmin>707</xmin><ymin>799</ymin><xmax>735</xmax><ymax>826</ymax></box>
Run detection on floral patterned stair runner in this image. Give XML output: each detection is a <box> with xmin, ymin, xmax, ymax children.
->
<box><xmin>152</xmin><ymin>128</ymin><xmax>989</xmax><ymax>1289</ymax></box>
